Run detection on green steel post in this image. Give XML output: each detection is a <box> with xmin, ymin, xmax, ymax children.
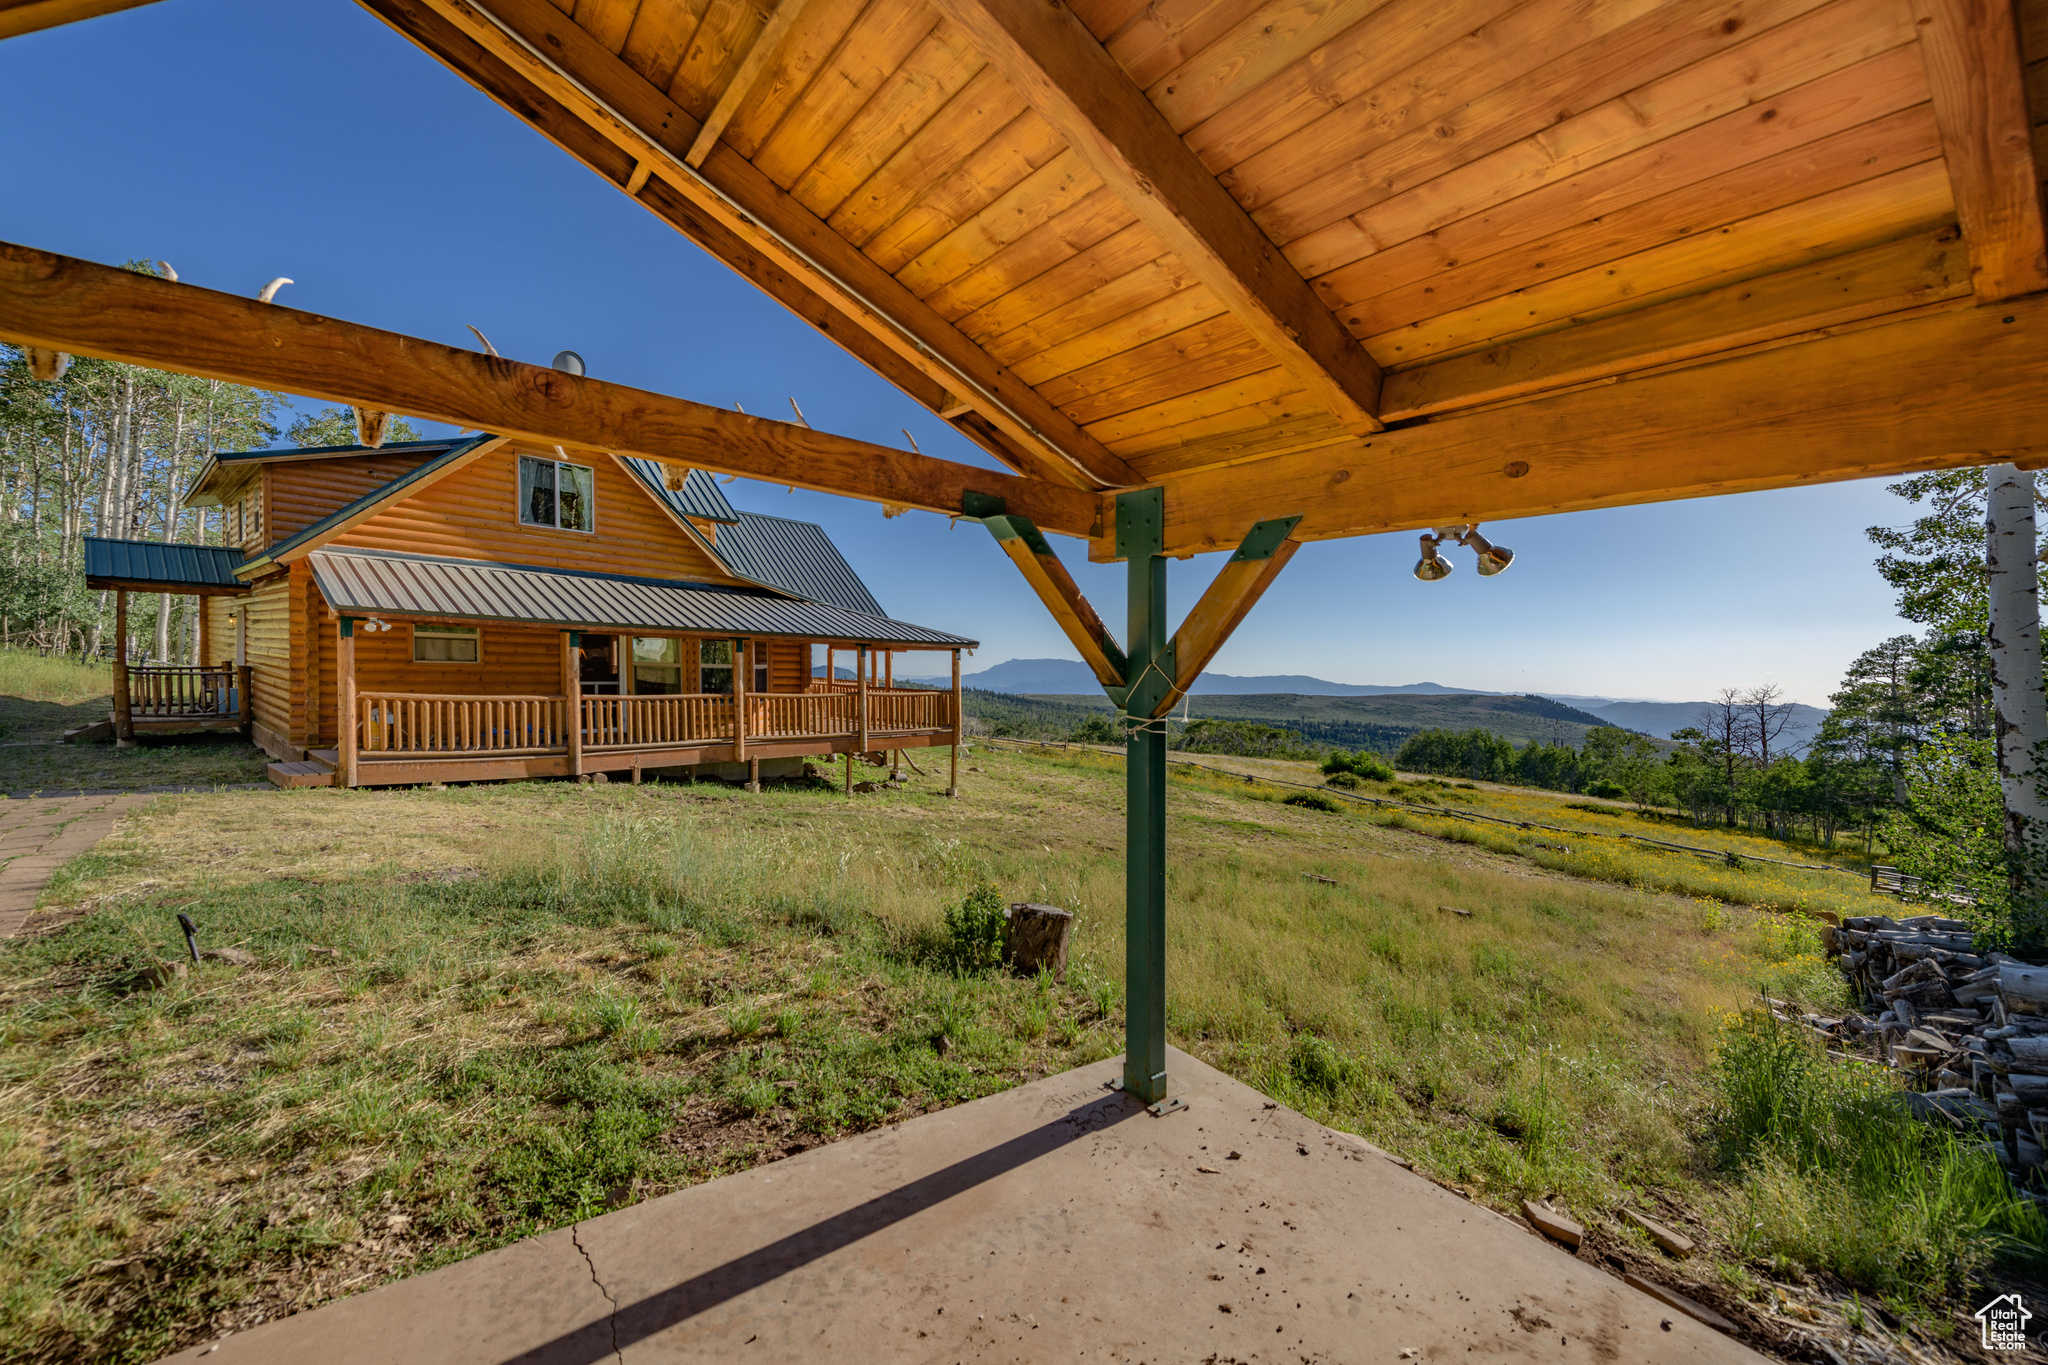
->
<box><xmin>1118</xmin><ymin>489</ymin><xmax>1172</xmax><ymax>1104</ymax></box>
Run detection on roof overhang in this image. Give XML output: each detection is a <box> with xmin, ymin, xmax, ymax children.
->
<box><xmin>184</xmin><ymin>438</ymin><xmax>465</xmax><ymax>509</ymax></box>
<box><xmin>306</xmin><ymin>548</ymin><xmax>977</xmax><ymax>648</ymax></box>
<box><xmin>83</xmin><ymin>537</ymin><xmax>249</xmax><ymax>595</ymax></box>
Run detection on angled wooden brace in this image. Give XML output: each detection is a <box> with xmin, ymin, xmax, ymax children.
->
<box><xmin>1149</xmin><ymin>517</ymin><xmax>1302</xmax><ymax>718</ymax></box>
<box><xmin>980</xmin><ymin>508</ymin><xmax>1129</xmax><ymax>692</ymax></box>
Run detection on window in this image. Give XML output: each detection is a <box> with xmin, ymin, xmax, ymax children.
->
<box><xmin>631</xmin><ymin>637</ymin><xmax>683</xmax><ymax>694</ymax></box>
<box><xmin>698</xmin><ymin>639</ymin><xmax>734</xmax><ymax>696</ymax></box>
<box><xmin>752</xmin><ymin>642</ymin><xmax>768</xmax><ymax>696</ymax></box>
<box><xmin>519</xmin><ymin>455</ymin><xmax>595</xmax><ymax>532</ymax></box>
<box><xmin>413</xmin><ymin>624</ymin><xmax>480</xmax><ymax>663</ymax></box>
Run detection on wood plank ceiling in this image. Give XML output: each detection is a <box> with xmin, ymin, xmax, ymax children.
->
<box><xmin>23</xmin><ymin>0</ymin><xmax>2042</xmax><ymax>552</ymax></box>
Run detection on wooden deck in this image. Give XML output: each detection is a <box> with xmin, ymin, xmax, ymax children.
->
<box><xmin>270</xmin><ymin>685</ymin><xmax>959</xmax><ymax>788</ymax></box>
<box><xmin>116</xmin><ymin>664</ymin><xmax>252</xmax><ymax>738</ymax></box>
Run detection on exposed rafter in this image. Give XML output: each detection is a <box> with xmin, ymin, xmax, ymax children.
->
<box><xmin>362</xmin><ymin>0</ymin><xmax>1137</xmax><ymax>492</ymax></box>
<box><xmin>1914</xmin><ymin>0</ymin><xmax>2048</xmax><ymax>300</ymax></box>
<box><xmin>1099</xmin><ymin>292</ymin><xmax>2048</xmax><ymax>559</ymax></box>
<box><xmin>923</xmin><ymin>0</ymin><xmax>1386</xmax><ymax>435</ymax></box>
<box><xmin>686</xmin><ymin>0</ymin><xmax>816</xmax><ymax>169</ymax></box>
<box><xmin>0</xmin><ymin>0</ymin><xmax>160</xmax><ymax>40</ymax></box>
<box><xmin>0</xmin><ymin>240</ymin><xmax>1102</xmax><ymax>538</ymax></box>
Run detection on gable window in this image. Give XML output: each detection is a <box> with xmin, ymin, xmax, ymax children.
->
<box><xmin>413</xmin><ymin>624</ymin><xmax>480</xmax><ymax>663</ymax></box>
<box><xmin>518</xmin><ymin>455</ymin><xmax>595</xmax><ymax>532</ymax></box>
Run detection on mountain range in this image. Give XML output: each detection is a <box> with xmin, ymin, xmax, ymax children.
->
<box><xmin>913</xmin><ymin>658</ymin><xmax>1830</xmax><ymax>750</ymax></box>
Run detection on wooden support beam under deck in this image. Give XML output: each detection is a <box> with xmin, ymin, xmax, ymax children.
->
<box><xmin>1117</xmin><ymin>292</ymin><xmax>2048</xmax><ymax>559</ymax></box>
<box><xmin>0</xmin><ymin>240</ymin><xmax>1102</xmax><ymax>538</ymax></box>
<box><xmin>983</xmin><ymin>513</ymin><xmax>1128</xmax><ymax>690</ymax></box>
<box><xmin>1914</xmin><ymin>0</ymin><xmax>2048</xmax><ymax>300</ymax></box>
<box><xmin>923</xmin><ymin>0</ymin><xmax>1386</xmax><ymax>436</ymax></box>
<box><xmin>0</xmin><ymin>0</ymin><xmax>161</xmax><ymax>40</ymax></box>
<box><xmin>368</xmin><ymin>0</ymin><xmax>1137</xmax><ymax>492</ymax></box>
<box><xmin>1150</xmin><ymin>518</ymin><xmax>1301</xmax><ymax>718</ymax></box>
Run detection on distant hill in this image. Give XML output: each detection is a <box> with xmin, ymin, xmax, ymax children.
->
<box><xmin>1564</xmin><ymin>699</ymin><xmax>1829</xmax><ymax>754</ymax></box>
<box><xmin>1007</xmin><ymin>691</ymin><xmax>1626</xmax><ymax>753</ymax></box>
<box><xmin>912</xmin><ymin>657</ymin><xmax>1497</xmax><ymax>697</ymax></box>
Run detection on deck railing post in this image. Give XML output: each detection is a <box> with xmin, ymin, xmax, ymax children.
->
<box><xmin>338</xmin><ymin>618</ymin><xmax>358</xmax><ymax>790</ymax></box>
<box><xmin>237</xmin><ymin>663</ymin><xmax>252</xmax><ymax>729</ymax></box>
<box><xmin>948</xmin><ymin>648</ymin><xmax>961</xmax><ymax>797</ymax></box>
<box><xmin>112</xmin><ymin>590</ymin><xmax>134</xmax><ymax>746</ymax></box>
<box><xmin>563</xmin><ymin>631</ymin><xmax>583</xmax><ymax>778</ymax></box>
<box><xmin>856</xmin><ymin>644</ymin><xmax>870</xmax><ymax>758</ymax></box>
<box><xmin>734</xmin><ymin>636</ymin><xmax>753</xmax><ymax>784</ymax></box>
<box><xmin>1119</xmin><ymin>489</ymin><xmax>1172</xmax><ymax>1108</ymax></box>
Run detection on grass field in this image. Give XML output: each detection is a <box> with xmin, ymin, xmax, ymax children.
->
<box><xmin>0</xmin><ymin>648</ymin><xmax>271</xmax><ymax>795</ymax></box>
<box><xmin>0</xmin><ymin>731</ymin><xmax>2039</xmax><ymax>1360</ymax></box>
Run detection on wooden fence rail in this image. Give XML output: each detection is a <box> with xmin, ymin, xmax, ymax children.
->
<box><xmin>357</xmin><ymin>693</ymin><xmax>568</xmax><ymax>755</ymax></box>
<box><xmin>128</xmin><ymin>665</ymin><xmax>236</xmax><ymax>718</ymax></box>
<box><xmin>582</xmin><ymin>694</ymin><xmax>734</xmax><ymax>749</ymax></box>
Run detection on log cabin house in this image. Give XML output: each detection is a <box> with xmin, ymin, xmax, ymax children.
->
<box><xmin>81</xmin><ymin>433</ymin><xmax>974</xmax><ymax>792</ymax></box>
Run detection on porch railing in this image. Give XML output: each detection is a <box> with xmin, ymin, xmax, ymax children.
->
<box><xmin>128</xmin><ymin>665</ymin><xmax>237</xmax><ymax>718</ymax></box>
<box><xmin>869</xmin><ymin>688</ymin><xmax>948</xmax><ymax>732</ymax></box>
<box><xmin>357</xmin><ymin>693</ymin><xmax>568</xmax><ymax>755</ymax></box>
<box><xmin>583</xmin><ymin>694</ymin><xmax>735</xmax><ymax>749</ymax></box>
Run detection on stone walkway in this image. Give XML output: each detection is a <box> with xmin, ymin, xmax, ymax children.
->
<box><xmin>0</xmin><ymin>792</ymin><xmax>149</xmax><ymax>937</ymax></box>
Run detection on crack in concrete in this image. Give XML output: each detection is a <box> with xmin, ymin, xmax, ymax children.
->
<box><xmin>570</xmin><ymin>1223</ymin><xmax>623</xmax><ymax>1362</ymax></box>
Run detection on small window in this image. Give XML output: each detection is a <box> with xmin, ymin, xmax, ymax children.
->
<box><xmin>413</xmin><ymin>624</ymin><xmax>480</xmax><ymax>663</ymax></box>
<box><xmin>752</xmin><ymin>642</ymin><xmax>768</xmax><ymax>696</ymax></box>
<box><xmin>632</xmin><ymin>637</ymin><xmax>683</xmax><ymax>694</ymax></box>
<box><xmin>699</xmin><ymin>639</ymin><xmax>734</xmax><ymax>696</ymax></box>
<box><xmin>519</xmin><ymin>455</ymin><xmax>595</xmax><ymax>532</ymax></box>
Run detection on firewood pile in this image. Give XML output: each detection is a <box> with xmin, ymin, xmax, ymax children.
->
<box><xmin>1816</xmin><ymin>913</ymin><xmax>2048</xmax><ymax>1200</ymax></box>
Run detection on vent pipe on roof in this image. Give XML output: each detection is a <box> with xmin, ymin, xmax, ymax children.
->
<box><xmin>552</xmin><ymin>351</ymin><xmax>586</xmax><ymax>376</ymax></box>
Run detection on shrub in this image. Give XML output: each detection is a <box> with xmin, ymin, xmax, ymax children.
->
<box><xmin>1287</xmin><ymin>1033</ymin><xmax>1357</xmax><ymax>1095</ymax></box>
<box><xmin>1325</xmin><ymin>771</ymin><xmax>1362</xmax><ymax>789</ymax></box>
<box><xmin>1322</xmin><ymin>749</ymin><xmax>1394</xmax><ymax>781</ymax></box>
<box><xmin>1071</xmin><ymin>715</ymin><xmax>1122</xmax><ymax>745</ymax></box>
<box><xmin>944</xmin><ymin>882</ymin><xmax>1009</xmax><ymax>974</ymax></box>
<box><xmin>1284</xmin><ymin>791</ymin><xmax>1340</xmax><ymax>813</ymax></box>
<box><xmin>1587</xmin><ymin>780</ymin><xmax>1627</xmax><ymax>800</ymax></box>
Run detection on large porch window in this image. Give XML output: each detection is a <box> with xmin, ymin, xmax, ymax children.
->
<box><xmin>631</xmin><ymin>637</ymin><xmax>683</xmax><ymax>694</ymax></box>
<box><xmin>412</xmin><ymin>623</ymin><xmax>480</xmax><ymax>663</ymax></box>
<box><xmin>518</xmin><ymin>455</ymin><xmax>595</xmax><ymax>532</ymax></box>
<box><xmin>698</xmin><ymin>639</ymin><xmax>734</xmax><ymax>695</ymax></box>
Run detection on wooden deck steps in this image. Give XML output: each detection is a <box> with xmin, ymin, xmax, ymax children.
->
<box><xmin>266</xmin><ymin>753</ymin><xmax>337</xmax><ymax>789</ymax></box>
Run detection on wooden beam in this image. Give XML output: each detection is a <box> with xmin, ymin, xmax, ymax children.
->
<box><xmin>686</xmin><ymin>0</ymin><xmax>814</xmax><ymax>169</ymax></box>
<box><xmin>0</xmin><ymin>0</ymin><xmax>161</xmax><ymax>40</ymax></box>
<box><xmin>984</xmin><ymin>513</ymin><xmax>1128</xmax><ymax>688</ymax></box>
<box><xmin>1915</xmin><ymin>0</ymin><xmax>2048</xmax><ymax>300</ymax></box>
<box><xmin>0</xmin><ymin>240</ymin><xmax>1102</xmax><ymax>538</ymax></box>
<box><xmin>1380</xmin><ymin>229</ymin><xmax>1973</xmax><ymax>423</ymax></box>
<box><xmin>923</xmin><ymin>0</ymin><xmax>1385</xmax><ymax>436</ymax></box>
<box><xmin>364</xmin><ymin>0</ymin><xmax>1137</xmax><ymax>491</ymax></box>
<box><xmin>1153</xmin><ymin>518</ymin><xmax>1300</xmax><ymax>717</ymax></box>
<box><xmin>1101</xmin><ymin>292</ymin><xmax>2048</xmax><ymax>558</ymax></box>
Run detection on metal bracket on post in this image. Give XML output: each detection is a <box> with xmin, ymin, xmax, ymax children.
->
<box><xmin>1107</xmin><ymin>1077</ymin><xmax>1188</xmax><ymax>1116</ymax></box>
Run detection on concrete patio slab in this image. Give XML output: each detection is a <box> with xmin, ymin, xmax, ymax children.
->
<box><xmin>157</xmin><ymin>1048</ymin><xmax>1763</xmax><ymax>1364</ymax></box>
<box><xmin>0</xmin><ymin>792</ymin><xmax>148</xmax><ymax>937</ymax></box>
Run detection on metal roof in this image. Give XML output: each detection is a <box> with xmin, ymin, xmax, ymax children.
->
<box><xmin>715</xmin><ymin>512</ymin><xmax>886</xmax><ymax>617</ymax></box>
<box><xmin>618</xmin><ymin>458</ymin><xmax>740</xmax><ymax>524</ymax></box>
<box><xmin>307</xmin><ymin>548</ymin><xmax>975</xmax><ymax>648</ymax></box>
<box><xmin>248</xmin><ymin>433</ymin><xmax>503</xmax><ymax>569</ymax></box>
<box><xmin>83</xmin><ymin>537</ymin><xmax>248</xmax><ymax>593</ymax></box>
<box><xmin>185</xmin><ymin>438</ymin><xmax>460</xmax><ymax>507</ymax></box>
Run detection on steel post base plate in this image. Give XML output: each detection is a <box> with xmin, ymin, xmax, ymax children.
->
<box><xmin>1107</xmin><ymin>1078</ymin><xmax>1186</xmax><ymax>1116</ymax></box>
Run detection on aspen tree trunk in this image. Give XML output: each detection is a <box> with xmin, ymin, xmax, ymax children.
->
<box><xmin>1986</xmin><ymin>462</ymin><xmax>2048</xmax><ymax>898</ymax></box>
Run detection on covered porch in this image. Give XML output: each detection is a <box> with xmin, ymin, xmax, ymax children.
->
<box><xmin>81</xmin><ymin>537</ymin><xmax>252</xmax><ymax>744</ymax></box>
<box><xmin>289</xmin><ymin>548</ymin><xmax>972</xmax><ymax>791</ymax></box>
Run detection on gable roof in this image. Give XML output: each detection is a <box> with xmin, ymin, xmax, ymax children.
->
<box><xmin>618</xmin><ymin>458</ymin><xmax>740</xmax><ymax>524</ymax></box>
<box><xmin>715</xmin><ymin>511</ymin><xmax>886</xmax><ymax>617</ymax></box>
<box><xmin>185</xmin><ymin>437</ymin><xmax>462</xmax><ymax>507</ymax></box>
<box><xmin>84</xmin><ymin>537</ymin><xmax>248</xmax><ymax>594</ymax></box>
<box><xmin>236</xmin><ymin>433</ymin><xmax>510</xmax><ymax>574</ymax></box>
<box><xmin>307</xmin><ymin>548</ymin><xmax>973</xmax><ymax>648</ymax></box>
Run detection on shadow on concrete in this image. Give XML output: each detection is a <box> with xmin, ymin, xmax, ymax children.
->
<box><xmin>509</xmin><ymin>1089</ymin><xmax>1142</xmax><ymax>1364</ymax></box>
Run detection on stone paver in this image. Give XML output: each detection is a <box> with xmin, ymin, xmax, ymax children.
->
<box><xmin>0</xmin><ymin>793</ymin><xmax>149</xmax><ymax>937</ymax></box>
<box><xmin>155</xmin><ymin>1049</ymin><xmax>1766</xmax><ymax>1365</ymax></box>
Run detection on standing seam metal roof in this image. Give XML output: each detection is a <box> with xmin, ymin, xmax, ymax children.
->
<box><xmin>83</xmin><ymin>537</ymin><xmax>248</xmax><ymax>591</ymax></box>
<box><xmin>618</xmin><ymin>458</ymin><xmax>741</xmax><ymax>524</ymax></box>
<box><xmin>714</xmin><ymin>512</ymin><xmax>887</xmax><ymax>617</ymax></box>
<box><xmin>306</xmin><ymin>548</ymin><xmax>975</xmax><ymax>647</ymax></box>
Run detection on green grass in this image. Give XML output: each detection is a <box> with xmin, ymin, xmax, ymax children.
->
<box><xmin>0</xmin><ymin>646</ymin><xmax>270</xmax><ymax>794</ymax></box>
<box><xmin>0</xmin><ymin>739</ymin><xmax>2027</xmax><ymax>1361</ymax></box>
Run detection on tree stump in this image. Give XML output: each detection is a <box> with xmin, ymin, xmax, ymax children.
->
<box><xmin>1005</xmin><ymin>903</ymin><xmax>1072</xmax><ymax>981</ymax></box>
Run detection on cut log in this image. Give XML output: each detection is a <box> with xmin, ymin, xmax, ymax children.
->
<box><xmin>2009</xmin><ymin>1074</ymin><xmax>2048</xmax><ymax>1107</ymax></box>
<box><xmin>1999</xmin><ymin>965</ymin><xmax>2048</xmax><ymax>1013</ymax></box>
<box><xmin>1004</xmin><ymin>903</ymin><xmax>1073</xmax><ymax>982</ymax></box>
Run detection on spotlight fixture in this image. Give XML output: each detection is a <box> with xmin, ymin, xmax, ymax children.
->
<box><xmin>1413</xmin><ymin>532</ymin><xmax>1453</xmax><ymax>582</ymax></box>
<box><xmin>1460</xmin><ymin>525</ymin><xmax>1515</xmax><ymax>576</ymax></box>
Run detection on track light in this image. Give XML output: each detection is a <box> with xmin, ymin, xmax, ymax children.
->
<box><xmin>1461</xmin><ymin>526</ymin><xmax>1515</xmax><ymax>576</ymax></box>
<box><xmin>1413</xmin><ymin>533</ymin><xmax>1453</xmax><ymax>582</ymax></box>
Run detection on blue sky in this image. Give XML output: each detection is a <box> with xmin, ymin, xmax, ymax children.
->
<box><xmin>0</xmin><ymin>0</ymin><xmax>1924</xmax><ymax>705</ymax></box>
